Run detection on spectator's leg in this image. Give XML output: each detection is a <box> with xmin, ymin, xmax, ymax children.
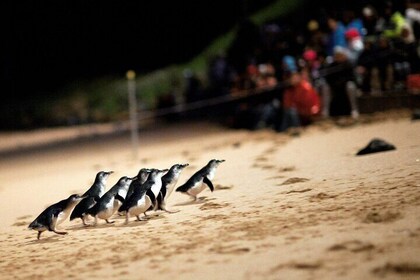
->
<box><xmin>346</xmin><ymin>81</ymin><xmax>359</xmax><ymax>119</ymax></box>
<box><xmin>378</xmin><ymin>64</ymin><xmax>388</xmax><ymax>93</ymax></box>
<box><xmin>317</xmin><ymin>79</ymin><xmax>331</xmax><ymax>118</ymax></box>
<box><xmin>279</xmin><ymin>108</ymin><xmax>300</xmax><ymax>132</ymax></box>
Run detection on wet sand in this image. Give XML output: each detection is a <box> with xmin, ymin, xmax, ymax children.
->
<box><xmin>0</xmin><ymin>111</ymin><xmax>419</xmax><ymax>279</ymax></box>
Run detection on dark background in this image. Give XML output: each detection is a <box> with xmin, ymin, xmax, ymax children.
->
<box><xmin>1</xmin><ymin>0</ymin><xmax>274</xmax><ymax>103</ymax></box>
<box><xmin>0</xmin><ymin>0</ymin><xmax>405</xmax><ymax>128</ymax></box>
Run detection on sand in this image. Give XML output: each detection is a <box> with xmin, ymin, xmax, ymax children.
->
<box><xmin>0</xmin><ymin>111</ymin><xmax>419</xmax><ymax>279</ymax></box>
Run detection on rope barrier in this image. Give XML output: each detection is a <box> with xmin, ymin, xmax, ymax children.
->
<box><xmin>137</xmin><ymin>48</ymin><xmax>398</xmax><ymax>121</ymax></box>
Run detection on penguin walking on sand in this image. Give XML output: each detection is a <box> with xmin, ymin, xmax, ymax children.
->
<box><xmin>156</xmin><ymin>163</ymin><xmax>189</xmax><ymax>212</ymax></box>
<box><xmin>118</xmin><ymin>168</ymin><xmax>150</xmax><ymax>216</ymax></box>
<box><xmin>126</xmin><ymin>168</ymin><xmax>151</xmax><ymax>203</ymax></box>
<box><xmin>119</xmin><ymin>169</ymin><xmax>167</xmax><ymax>223</ymax></box>
<box><xmin>145</xmin><ymin>168</ymin><xmax>168</xmax><ymax>211</ymax></box>
<box><xmin>29</xmin><ymin>194</ymin><xmax>85</xmax><ymax>240</ymax></box>
<box><xmin>86</xmin><ymin>176</ymin><xmax>134</xmax><ymax>225</ymax></box>
<box><xmin>70</xmin><ymin>171</ymin><xmax>113</xmax><ymax>225</ymax></box>
<box><xmin>176</xmin><ymin>159</ymin><xmax>225</xmax><ymax>201</ymax></box>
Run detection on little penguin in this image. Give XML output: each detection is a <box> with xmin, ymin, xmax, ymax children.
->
<box><xmin>119</xmin><ymin>168</ymin><xmax>167</xmax><ymax>223</ymax></box>
<box><xmin>126</xmin><ymin>168</ymin><xmax>151</xmax><ymax>202</ymax></box>
<box><xmin>70</xmin><ymin>171</ymin><xmax>113</xmax><ymax>225</ymax></box>
<box><xmin>176</xmin><ymin>159</ymin><xmax>225</xmax><ymax>201</ymax></box>
<box><xmin>156</xmin><ymin>163</ymin><xmax>189</xmax><ymax>212</ymax></box>
<box><xmin>86</xmin><ymin>176</ymin><xmax>134</xmax><ymax>225</ymax></box>
<box><xmin>145</xmin><ymin>168</ymin><xmax>168</xmax><ymax>211</ymax></box>
<box><xmin>29</xmin><ymin>194</ymin><xmax>85</xmax><ymax>240</ymax></box>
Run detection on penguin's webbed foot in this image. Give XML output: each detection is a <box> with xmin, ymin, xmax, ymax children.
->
<box><xmin>53</xmin><ymin>230</ymin><xmax>68</xmax><ymax>235</ymax></box>
<box><xmin>37</xmin><ymin>231</ymin><xmax>42</xmax><ymax>240</ymax></box>
<box><xmin>105</xmin><ymin>219</ymin><xmax>115</xmax><ymax>224</ymax></box>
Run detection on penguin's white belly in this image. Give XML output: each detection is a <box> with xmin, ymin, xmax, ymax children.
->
<box><xmin>166</xmin><ymin>181</ymin><xmax>177</xmax><ymax>199</ymax></box>
<box><xmin>118</xmin><ymin>188</ymin><xmax>128</xmax><ymax>200</ymax></box>
<box><xmin>128</xmin><ymin>196</ymin><xmax>151</xmax><ymax>216</ymax></box>
<box><xmin>113</xmin><ymin>199</ymin><xmax>123</xmax><ymax>213</ymax></box>
<box><xmin>207</xmin><ymin>169</ymin><xmax>216</xmax><ymax>180</ymax></box>
<box><xmin>56</xmin><ymin>207</ymin><xmax>72</xmax><ymax>226</ymax></box>
<box><xmin>151</xmin><ymin>183</ymin><xmax>162</xmax><ymax>197</ymax></box>
<box><xmin>97</xmin><ymin>198</ymin><xmax>115</xmax><ymax>219</ymax></box>
<box><xmin>188</xmin><ymin>180</ymin><xmax>206</xmax><ymax>196</ymax></box>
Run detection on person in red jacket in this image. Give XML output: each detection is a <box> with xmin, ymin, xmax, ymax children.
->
<box><xmin>280</xmin><ymin>72</ymin><xmax>321</xmax><ymax>131</ymax></box>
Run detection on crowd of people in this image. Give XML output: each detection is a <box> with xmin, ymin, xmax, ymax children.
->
<box><xmin>183</xmin><ymin>1</ymin><xmax>420</xmax><ymax>131</ymax></box>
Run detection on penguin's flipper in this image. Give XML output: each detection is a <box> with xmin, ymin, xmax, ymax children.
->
<box><xmin>203</xmin><ymin>177</ymin><xmax>214</xmax><ymax>192</ymax></box>
<box><xmin>156</xmin><ymin>192</ymin><xmax>164</xmax><ymax>209</ymax></box>
<box><xmin>70</xmin><ymin>197</ymin><xmax>93</xmax><ymax>221</ymax></box>
<box><xmin>176</xmin><ymin>182</ymin><xmax>193</xmax><ymax>193</ymax></box>
<box><xmin>146</xmin><ymin>190</ymin><xmax>156</xmax><ymax>204</ymax></box>
<box><xmin>47</xmin><ymin>208</ymin><xmax>62</xmax><ymax>232</ymax></box>
<box><xmin>115</xmin><ymin>194</ymin><xmax>125</xmax><ymax>203</ymax></box>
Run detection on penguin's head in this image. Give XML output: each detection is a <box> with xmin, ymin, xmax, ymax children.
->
<box><xmin>95</xmin><ymin>171</ymin><xmax>113</xmax><ymax>184</ymax></box>
<box><xmin>208</xmin><ymin>159</ymin><xmax>225</xmax><ymax>168</ymax></box>
<box><xmin>137</xmin><ymin>168</ymin><xmax>151</xmax><ymax>181</ymax></box>
<box><xmin>68</xmin><ymin>194</ymin><xmax>87</xmax><ymax>203</ymax></box>
<box><xmin>148</xmin><ymin>168</ymin><xmax>168</xmax><ymax>179</ymax></box>
<box><xmin>118</xmin><ymin>176</ymin><xmax>135</xmax><ymax>187</ymax></box>
<box><xmin>171</xmin><ymin>163</ymin><xmax>189</xmax><ymax>173</ymax></box>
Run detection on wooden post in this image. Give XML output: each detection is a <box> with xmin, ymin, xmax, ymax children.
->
<box><xmin>126</xmin><ymin>70</ymin><xmax>138</xmax><ymax>159</ymax></box>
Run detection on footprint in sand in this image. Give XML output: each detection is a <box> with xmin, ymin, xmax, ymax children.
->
<box><xmin>309</xmin><ymin>192</ymin><xmax>338</xmax><ymax>202</ymax></box>
<box><xmin>372</xmin><ymin>262</ymin><xmax>420</xmax><ymax>276</ymax></box>
<box><xmin>232</xmin><ymin>142</ymin><xmax>241</xmax><ymax>148</ymax></box>
<box><xmin>255</xmin><ymin>156</ymin><xmax>269</xmax><ymax>162</ymax></box>
<box><xmin>284</xmin><ymin>188</ymin><xmax>312</xmax><ymax>194</ymax></box>
<box><xmin>279</xmin><ymin>166</ymin><xmax>296</xmax><ymax>172</ymax></box>
<box><xmin>215</xmin><ymin>184</ymin><xmax>234</xmax><ymax>190</ymax></box>
<box><xmin>328</xmin><ymin>240</ymin><xmax>375</xmax><ymax>252</ymax></box>
<box><xmin>252</xmin><ymin>163</ymin><xmax>276</xmax><ymax>170</ymax></box>
<box><xmin>270</xmin><ymin>261</ymin><xmax>323</xmax><ymax>272</ymax></box>
<box><xmin>199</xmin><ymin>202</ymin><xmax>230</xmax><ymax>211</ymax></box>
<box><xmin>279</xmin><ymin>177</ymin><xmax>309</xmax><ymax>185</ymax></box>
<box><xmin>209</xmin><ymin>244</ymin><xmax>250</xmax><ymax>255</ymax></box>
<box><xmin>363</xmin><ymin>211</ymin><xmax>402</xmax><ymax>223</ymax></box>
<box><xmin>200</xmin><ymin>214</ymin><xmax>229</xmax><ymax>221</ymax></box>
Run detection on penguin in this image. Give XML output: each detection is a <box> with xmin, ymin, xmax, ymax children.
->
<box><xmin>145</xmin><ymin>167</ymin><xmax>169</xmax><ymax>212</ymax></box>
<box><xmin>28</xmin><ymin>194</ymin><xmax>85</xmax><ymax>240</ymax></box>
<box><xmin>86</xmin><ymin>176</ymin><xmax>134</xmax><ymax>225</ymax></box>
<box><xmin>156</xmin><ymin>163</ymin><xmax>189</xmax><ymax>212</ymax></box>
<box><xmin>119</xmin><ymin>168</ymin><xmax>167</xmax><ymax>223</ymax></box>
<box><xmin>70</xmin><ymin>171</ymin><xmax>113</xmax><ymax>225</ymax></box>
<box><xmin>126</xmin><ymin>168</ymin><xmax>151</xmax><ymax>202</ymax></box>
<box><xmin>176</xmin><ymin>159</ymin><xmax>225</xmax><ymax>201</ymax></box>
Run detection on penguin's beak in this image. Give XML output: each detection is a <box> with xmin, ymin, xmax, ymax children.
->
<box><xmin>106</xmin><ymin>171</ymin><xmax>114</xmax><ymax>175</ymax></box>
<box><xmin>181</xmin><ymin>163</ymin><xmax>189</xmax><ymax>168</ymax></box>
<box><xmin>161</xmin><ymin>169</ymin><xmax>169</xmax><ymax>173</ymax></box>
<box><xmin>76</xmin><ymin>195</ymin><xmax>88</xmax><ymax>200</ymax></box>
<box><xmin>217</xmin><ymin>159</ymin><xmax>225</xmax><ymax>163</ymax></box>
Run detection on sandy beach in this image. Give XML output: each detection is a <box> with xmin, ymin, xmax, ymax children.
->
<box><xmin>0</xmin><ymin>110</ymin><xmax>419</xmax><ymax>279</ymax></box>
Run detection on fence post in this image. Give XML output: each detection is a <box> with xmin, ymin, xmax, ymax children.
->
<box><xmin>126</xmin><ymin>70</ymin><xmax>139</xmax><ymax>159</ymax></box>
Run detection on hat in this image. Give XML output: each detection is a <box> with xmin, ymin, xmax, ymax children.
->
<box><xmin>303</xmin><ymin>49</ymin><xmax>317</xmax><ymax>61</ymax></box>
<box><xmin>345</xmin><ymin>28</ymin><xmax>360</xmax><ymax>40</ymax></box>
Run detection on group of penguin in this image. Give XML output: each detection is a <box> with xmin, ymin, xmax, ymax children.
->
<box><xmin>28</xmin><ymin>159</ymin><xmax>225</xmax><ymax>240</ymax></box>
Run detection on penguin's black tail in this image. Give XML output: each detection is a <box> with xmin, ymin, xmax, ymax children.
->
<box><xmin>28</xmin><ymin>220</ymin><xmax>38</xmax><ymax>229</ymax></box>
<box><xmin>118</xmin><ymin>202</ymin><xmax>128</xmax><ymax>213</ymax></box>
<box><xmin>85</xmin><ymin>205</ymin><xmax>97</xmax><ymax>216</ymax></box>
<box><xmin>175</xmin><ymin>184</ymin><xmax>187</xmax><ymax>192</ymax></box>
